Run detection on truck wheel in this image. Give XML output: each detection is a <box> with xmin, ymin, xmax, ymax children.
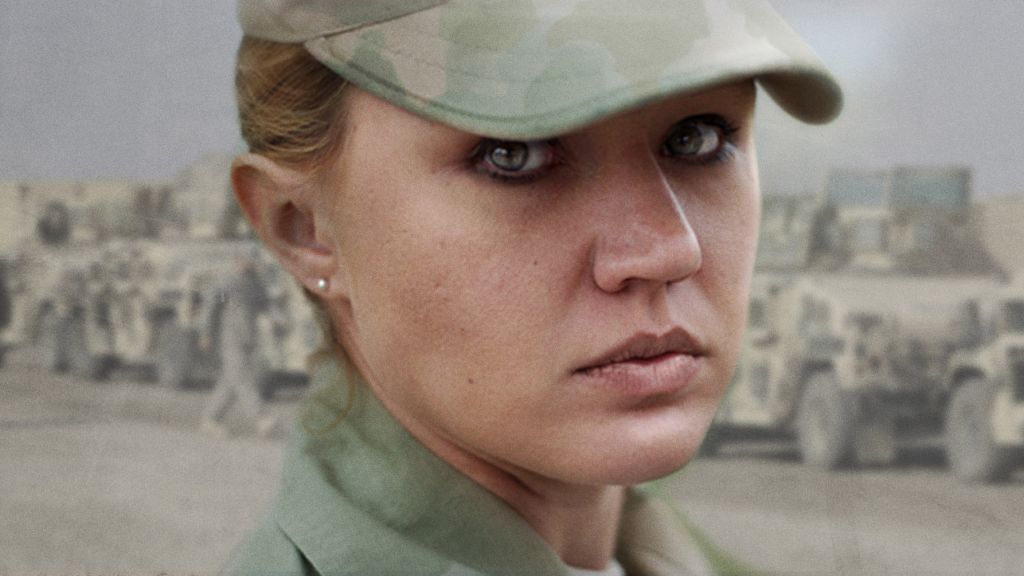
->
<box><xmin>156</xmin><ymin>323</ymin><xmax>194</xmax><ymax>389</ymax></box>
<box><xmin>797</xmin><ymin>371</ymin><xmax>853</xmax><ymax>469</ymax></box>
<box><xmin>946</xmin><ymin>377</ymin><xmax>1010</xmax><ymax>483</ymax></box>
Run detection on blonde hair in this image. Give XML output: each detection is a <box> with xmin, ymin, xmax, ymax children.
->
<box><xmin>235</xmin><ymin>37</ymin><xmax>357</xmax><ymax>417</ymax></box>
<box><xmin>235</xmin><ymin>36</ymin><xmax>349</xmax><ymax>168</ymax></box>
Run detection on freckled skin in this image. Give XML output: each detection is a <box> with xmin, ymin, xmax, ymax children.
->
<box><xmin>321</xmin><ymin>83</ymin><xmax>760</xmax><ymax>489</ymax></box>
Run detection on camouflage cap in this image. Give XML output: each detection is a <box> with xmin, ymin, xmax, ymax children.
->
<box><xmin>238</xmin><ymin>0</ymin><xmax>842</xmax><ymax>139</ymax></box>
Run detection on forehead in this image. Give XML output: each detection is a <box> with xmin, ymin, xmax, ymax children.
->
<box><xmin>341</xmin><ymin>80</ymin><xmax>756</xmax><ymax>144</ymax></box>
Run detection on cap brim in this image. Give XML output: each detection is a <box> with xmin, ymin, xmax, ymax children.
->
<box><xmin>302</xmin><ymin>0</ymin><xmax>842</xmax><ymax>139</ymax></box>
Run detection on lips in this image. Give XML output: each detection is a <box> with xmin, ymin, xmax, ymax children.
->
<box><xmin>573</xmin><ymin>328</ymin><xmax>706</xmax><ymax>397</ymax></box>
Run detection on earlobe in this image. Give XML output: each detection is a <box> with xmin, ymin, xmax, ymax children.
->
<box><xmin>231</xmin><ymin>154</ymin><xmax>341</xmax><ymax>295</ymax></box>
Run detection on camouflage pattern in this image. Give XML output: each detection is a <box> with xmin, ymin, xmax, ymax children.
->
<box><xmin>238</xmin><ymin>0</ymin><xmax>843</xmax><ymax>139</ymax></box>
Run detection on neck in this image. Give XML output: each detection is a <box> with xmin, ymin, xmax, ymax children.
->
<box><xmin>332</xmin><ymin>323</ymin><xmax>626</xmax><ymax>570</ymax></box>
<box><xmin>510</xmin><ymin>478</ymin><xmax>626</xmax><ymax>570</ymax></box>
<box><xmin>398</xmin><ymin>415</ymin><xmax>626</xmax><ymax>570</ymax></box>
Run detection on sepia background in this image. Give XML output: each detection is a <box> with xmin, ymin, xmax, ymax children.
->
<box><xmin>2</xmin><ymin>1</ymin><xmax>1024</xmax><ymax>574</ymax></box>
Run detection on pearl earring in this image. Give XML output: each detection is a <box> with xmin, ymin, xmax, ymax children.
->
<box><xmin>316</xmin><ymin>277</ymin><xmax>328</xmax><ymax>291</ymax></box>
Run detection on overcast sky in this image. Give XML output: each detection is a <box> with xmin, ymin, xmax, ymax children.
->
<box><xmin>2</xmin><ymin>1</ymin><xmax>1023</xmax><ymax>196</ymax></box>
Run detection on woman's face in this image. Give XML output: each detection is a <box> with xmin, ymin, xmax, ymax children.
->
<box><xmin>322</xmin><ymin>82</ymin><xmax>760</xmax><ymax>486</ymax></box>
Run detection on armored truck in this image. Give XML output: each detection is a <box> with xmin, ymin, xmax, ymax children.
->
<box><xmin>148</xmin><ymin>239</ymin><xmax>319</xmax><ymax>398</ymax></box>
<box><xmin>3</xmin><ymin>156</ymin><xmax>320</xmax><ymax>396</ymax></box>
<box><xmin>142</xmin><ymin>155</ymin><xmax>320</xmax><ymax>397</ymax></box>
<box><xmin>1</xmin><ymin>181</ymin><xmax>171</xmax><ymax>378</ymax></box>
<box><xmin>710</xmin><ymin>167</ymin><xmax>1006</xmax><ymax>469</ymax></box>
<box><xmin>717</xmin><ymin>271</ymin><xmax>999</xmax><ymax>467</ymax></box>
<box><xmin>944</xmin><ymin>280</ymin><xmax>1024</xmax><ymax>482</ymax></box>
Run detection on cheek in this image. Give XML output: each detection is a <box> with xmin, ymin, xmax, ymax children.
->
<box><xmin>705</xmin><ymin>151</ymin><xmax>760</xmax><ymax>274</ymax></box>
<box><xmin>706</xmin><ymin>184</ymin><xmax>760</xmax><ymax>293</ymax></box>
<box><xmin>688</xmin><ymin>163</ymin><xmax>761</xmax><ymax>350</ymax></box>
<box><xmin>337</xmin><ymin>183</ymin><xmax>562</xmax><ymax>389</ymax></box>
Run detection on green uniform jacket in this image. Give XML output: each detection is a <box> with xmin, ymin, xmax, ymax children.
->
<box><xmin>223</xmin><ymin>358</ymin><xmax>748</xmax><ymax>576</ymax></box>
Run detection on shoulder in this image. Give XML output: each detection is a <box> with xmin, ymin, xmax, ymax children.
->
<box><xmin>221</xmin><ymin>514</ymin><xmax>318</xmax><ymax>576</ymax></box>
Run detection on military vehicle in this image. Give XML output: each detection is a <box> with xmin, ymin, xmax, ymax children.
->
<box><xmin>1</xmin><ymin>180</ymin><xmax>171</xmax><ymax>378</ymax></box>
<box><xmin>944</xmin><ymin>279</ymin><xmax>1024</xmax><ymax>482</ymax></box>
<box><xmin>2</xmin><ymin>155</ymin><xmax>320</xmax><ymax>396</ymax></box>
<box><xmin>148</xmin><ymin>238</ymin><xmax>320</xmax><ymax>398</ymax></box>
<box><xmin>140</xmin><ymin>155</ymin><xmax>320</xmax><ymax>397</ymax></box>
<box><xmin>39</xmin><ymin>245</ymin><xmax>163</xmax><ymax>379</ymax></box>
<box><xmin>709</xmin><ymin>167</ymin><xmax>1006</xmax><ymax>469</ymax></box>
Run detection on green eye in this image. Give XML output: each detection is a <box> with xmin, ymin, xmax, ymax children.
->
<box><xmin>662</xmin><ymin>115</ymin><xmax>738</xmax><ymax>163</ymax></box>
<box><xmin>489</xmin><ymin>141</ymin><xmax>529</xmax><ymax>171</ymax></box>
<box><xmin>476</xmin><ymin>139</ymin><xmax>558</xmax><ymax>181</ymax></box>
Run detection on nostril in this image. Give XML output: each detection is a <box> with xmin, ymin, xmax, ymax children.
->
<box><xmin>591</xmin><ymin>214</ymin><xmax>702</xmax><ymax>293</ymax></box>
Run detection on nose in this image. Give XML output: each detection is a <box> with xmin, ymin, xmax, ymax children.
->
<box><xmin>590</xmin><ymin>158</ymin><xmax>703</xmax><ymax>293</ymax></box>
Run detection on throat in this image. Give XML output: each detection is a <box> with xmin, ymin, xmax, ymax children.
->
<box><xmin>523</xmin><ymin>486</ymin><xmax>625</xmax><ymax>571</ymax></box>
<box><xmin>437</xmin><ymin>444</ymin><xmax>627</xmax><ymax>570</ymax></box>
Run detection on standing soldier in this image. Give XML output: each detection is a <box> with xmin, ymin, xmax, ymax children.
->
<box><xmin>199</xmin><ymin>251</ymin><xmax>278</xmax><ymax>437</ymax></box>
<box><xmin>0</xmin><ymin>260</ymin><xmax>11</xmax><ymax>366</ymax></box>
<box><xmin>0</xmin><ymin>261</ymin><xmax>10</xmax><ymax>329</ymax></box>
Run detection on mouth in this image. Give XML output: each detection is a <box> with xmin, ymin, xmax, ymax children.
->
<box><xmin>573</xmin><ymin>328</ymin><xmax>706</xmax><ymax>397</ymax></box>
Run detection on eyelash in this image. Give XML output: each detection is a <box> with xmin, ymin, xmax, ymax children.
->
<box><xmin>701</xmin><ymin>117</ymin><xmax>740</xmax><ymax>162</ymax></box>
<box><xmin>660</xmin><ymin>114</ymin><xmax>740</xmax><ymax>166</ymax></box>
<box><xmin>471</xmin><ymin>114</ymin><xmax>741</xmax><ymax>184</ymax></box>
<box><xmin>469</xmin><ymin>140</ymin><xmax>562</xmax><ymax>185</ymax></box>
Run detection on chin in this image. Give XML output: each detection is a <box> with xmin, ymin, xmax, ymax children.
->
<box><xmin>573</xmin><ymin>409</ymin><xmax>711</xmax><ymax>486</ymax></box>
<box><xmin>616</xmin><ymin>451</ymin><xmax>696</xmax><ymax>486</ymax></box>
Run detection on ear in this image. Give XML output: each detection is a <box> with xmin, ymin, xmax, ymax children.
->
<box><xmin>231</xmin><ymin>154</ymin><xmax>344</xmax><ymax>296</ymax></box>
